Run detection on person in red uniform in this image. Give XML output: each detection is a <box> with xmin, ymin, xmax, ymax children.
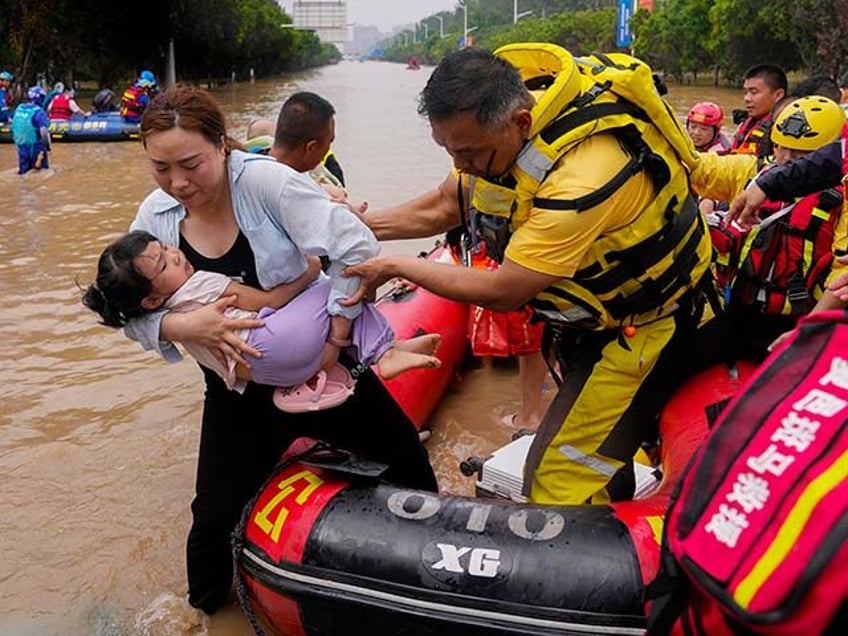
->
<box><xmin>47</xmin><ymin>85</ymin><xmax>90</xmax><ymax>120</ymax></box>
<box><xmin>685</xmin><ymin>102</ymin><xmax>730</xmax><ymax>154</ymax></box>
<box><xmin>729</xmin><ymin>64</ymin><xmax>787</xmax><ymax>160</ymax></box>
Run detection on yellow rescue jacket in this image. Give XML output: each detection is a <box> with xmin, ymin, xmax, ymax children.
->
<box><xmin>469</xmin><ymin>43</ymin><xmax>712</xmax><ymax>329</ymax></box>
<box><xmin>690</xmin><ymin>151</ymin><xmax>758</xmax><ymax>203</ymax></box>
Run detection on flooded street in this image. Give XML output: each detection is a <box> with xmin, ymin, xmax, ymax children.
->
<box><xmin>0</xmin><ymin>61</ymin><xmax>741</xmax><ymax>635</ymax></box>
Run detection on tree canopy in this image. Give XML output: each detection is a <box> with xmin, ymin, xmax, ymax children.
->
<box><xmin>3</xmin><ymin>0</ymin><xmax>846</xmax><ymax>95</ymax></box>
<box><xmin>0</xmin><ymin>0</ymin><xmax>339</xmax><ymax>95</ymax></box>
<box><xmin>380</xmin><ymin>0</ymin><xmax>847</xmax><ymax>84</ymax></box>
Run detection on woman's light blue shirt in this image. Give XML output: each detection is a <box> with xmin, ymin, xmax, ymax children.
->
<box><xmin>126</xmin><ymin>150</ymin><xmax>378</xmax><ymax>362</ymax></box>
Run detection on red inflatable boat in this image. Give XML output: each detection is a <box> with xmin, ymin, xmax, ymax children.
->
<box><xmin>234</xmin><ymin>361</ymin><xmax>758</xmax><ymax>635</ymax></box>
<box><xmin>375</xmin><ymin>244</ymin><xmax>469</xmax><ymax>430</ymax></box>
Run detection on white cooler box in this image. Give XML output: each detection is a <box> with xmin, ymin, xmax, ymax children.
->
<box><xmin>475</xmin><ymin>434</ymin><xmax>663</xmax><ymax>502</ymax></box>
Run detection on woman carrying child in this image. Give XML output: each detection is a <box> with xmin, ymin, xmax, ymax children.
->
<box><xmin>84</xmin><ymin>230</ymin><xmax>441</xmax><ymax>409</ymax></box>
<box><xmin>88</xmin><ymin>85</ymin><xmax>438</xmax><ymax>615</ymax></box>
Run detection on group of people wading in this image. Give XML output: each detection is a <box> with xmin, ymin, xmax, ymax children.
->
<box><xmin>79</xmin><ymin>44</ymin><xmax>847</xmax><ymax>628</ymax></box>
<box><xmin>5</xmin><ymin>68</ymin><xmax>159</xmax><ymax>174</ymax></box>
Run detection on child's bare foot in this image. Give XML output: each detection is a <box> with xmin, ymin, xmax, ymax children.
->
<box><xmin>393</xmin><ymin>333</ymin><xmax>441</xmax><ymax>356</ymax></box>
<box><xmin>377</xmin><ymin>337</ymin><xmax>441</xmax><ymax>380</ymax></box>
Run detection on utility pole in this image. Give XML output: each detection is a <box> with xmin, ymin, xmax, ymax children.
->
<box><xmin>167</xmin><ymin>39</ymin><xmax>176</xmax><ymax>86</ymax></box>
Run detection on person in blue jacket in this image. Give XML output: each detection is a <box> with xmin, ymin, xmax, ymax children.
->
<box><xmin>11</xmin><ymin>86</ymin><xmax>51</xmax><ymax>175</ymax></box>
<box><xmin>0</xmin><ymin>71</ymin><xmax>13</xmax><ymax>123</ymax></box>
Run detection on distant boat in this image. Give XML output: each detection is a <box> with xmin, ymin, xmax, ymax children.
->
<box><xmin>0</xmin><ymin>110</ymin><xmax>139</xmax><ymax>143</ymax></box>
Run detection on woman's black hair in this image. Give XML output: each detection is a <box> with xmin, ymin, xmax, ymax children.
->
<box><xmin>81</xmin><ymin>230</ymin><xmax>159</xmax><ymax>328</ymax></box>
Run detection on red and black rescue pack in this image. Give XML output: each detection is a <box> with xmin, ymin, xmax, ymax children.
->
<box><xmin>711</xmin><ymin>186</ymin><xmax>842</xmax><ymax>316</ymax></box>
<box><xmin>120</xmin><ymin>85</ymin><xmax>145</xmax><ymax>119</ymax></box>
<box><xmin>648</xmin><ymin>309</ymin><xmax>848</xmax><ymax>635</ymax></box>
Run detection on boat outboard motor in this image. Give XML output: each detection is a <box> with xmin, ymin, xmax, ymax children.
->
<box><xmin>92</xmin><ymin>88</ymin><xmax>117</xmax><ymax>113</ymax></box>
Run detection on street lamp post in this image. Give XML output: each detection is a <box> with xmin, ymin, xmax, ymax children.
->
<box><xmin>432</xmin><ymin>15</ymin><xmax>444</xmax><ymax>38</ymax></box>
<box><xmin>460</xmin><ymin>2</ymin><xmax>467</xmax><ymax>47</ymax></box>
<box><xmin>514</xmin><ymin>0</ymin><xmax>533</xmax><ymax>23</ymax></box>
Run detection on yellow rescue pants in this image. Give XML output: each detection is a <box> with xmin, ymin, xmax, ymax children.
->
<box><xmin>524</xmin><ymin>306</ymin><xmax>723</xmax><ymax>505</ymax></box>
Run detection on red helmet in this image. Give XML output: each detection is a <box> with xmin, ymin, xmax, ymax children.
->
<box><xmin>687</xmin><ymin>101</ymin><xmax>724</xmax><ymax>127</ymax></box>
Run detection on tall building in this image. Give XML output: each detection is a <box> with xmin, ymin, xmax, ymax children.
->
<box><xmin>290</xmin><ymin>1</ymin><xmax>350</xmax><ymax>47</ymax></box>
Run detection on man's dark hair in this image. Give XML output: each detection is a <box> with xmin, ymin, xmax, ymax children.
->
<box><xmin>790</xmin><ymin>73</ymin><xmax>841</xmax><ymax>102</ymax></box>
<box><xmin>839</xmin><ymin>71</ymin><xmax>848</xmax><ymax>89</ymax></box>
<box><xmin>418</xmin><ymin>48</ymin><xmax>533</xmax><ymax>127</ymax></box>
<box><xmin>743</xmin><ymin>64</ymin><xmax>788</xmax><ymax>93</ymax></box>
<box><xmin>274</xmin><ymin>91</ymin><xmax>335</xmax><ymax>148</ymax></box>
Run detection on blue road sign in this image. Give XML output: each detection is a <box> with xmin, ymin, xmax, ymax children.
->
<box><xmin>617</xmin><ymin>0</ymin><xmax>633</xmax><ymax>48</ymax></box>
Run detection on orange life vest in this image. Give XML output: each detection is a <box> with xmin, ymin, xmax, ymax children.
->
<box><xmin>730</xmin><ymin>115</ymin><xmax>773</xmax><ymax>156</ymax></box>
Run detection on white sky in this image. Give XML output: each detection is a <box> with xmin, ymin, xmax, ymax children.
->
<box><xmin>278</xmin><ymin>1</ymin><xmax>459</xmax><ymax>33</ymax></box>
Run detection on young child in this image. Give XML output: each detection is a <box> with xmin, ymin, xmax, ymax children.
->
<box><xmin>83</xmin><ymin>230</ymin><xmax>441</xmax><ymax>412</ymax></box>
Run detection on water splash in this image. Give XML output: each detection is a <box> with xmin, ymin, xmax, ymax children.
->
<box><xmin>133</xmin><ymin>593</ymin><xmax>207</xmax><ymax>636</ymax></box>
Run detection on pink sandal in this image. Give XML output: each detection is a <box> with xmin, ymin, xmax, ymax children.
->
<box><xmin>273</xmin><ymin>364</ymin><xmax>356</xmax><ymax>413</ymax></box>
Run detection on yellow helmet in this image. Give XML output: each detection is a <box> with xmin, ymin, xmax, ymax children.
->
<box><xmin>771</xmin><ymin>95</ymin><xmax>845</xmax><ymax>151</ymax></box>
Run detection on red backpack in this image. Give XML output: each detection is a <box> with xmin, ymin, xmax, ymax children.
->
<box><xmin>647</xmin><ymin>309</ymin><xmax>848</xmax><ymax>635</ymax></box>
<box><xmin>710</xmin><ymin>187</ymin><xmax>842</xmax><ymax>316</ymax></box>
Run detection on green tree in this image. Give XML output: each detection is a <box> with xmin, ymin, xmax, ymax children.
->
<box><xmin>709</xmin><ymin>0</ymin><xmax>799</xmax><ymax>80</ymax></box>
<box><xmin>0</xmin><ymin>0</ymin><xmax>334</xmax><ymax>92</ymax></box>
<box><xmin>764</xmin><ymin>0</ymin><xmax>848</xmax><ymax>77</ymax></box>
<box><xmin>634</xmin><ymin>0</ymin><xmax>716</xmax><ymax>83</ymax></box>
